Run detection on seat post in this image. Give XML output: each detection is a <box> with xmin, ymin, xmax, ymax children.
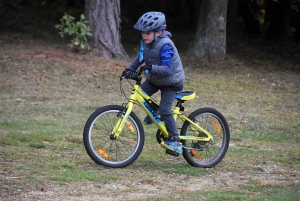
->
<box><xmin>175</xmin><ymin>100</ymin><xmax>185</xmax><ymax>111</ymax></box>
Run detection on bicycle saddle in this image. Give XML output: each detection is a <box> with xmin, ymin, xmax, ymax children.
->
<box><xmin>175</xmin><ymin>91</ymin><xmax>195</xmax><ymax>101</ymax></box>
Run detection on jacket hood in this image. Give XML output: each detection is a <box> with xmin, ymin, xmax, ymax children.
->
<box><xmin>160</xmin><ymin>31</ymin><xmax>172</xmax><ymax>39</ymax></box>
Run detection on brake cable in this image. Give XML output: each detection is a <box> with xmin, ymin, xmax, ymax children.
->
<box><xmin>119</xmin><ymin>76</ymin><xmax>141</xmax><ymax>108</ymax></box>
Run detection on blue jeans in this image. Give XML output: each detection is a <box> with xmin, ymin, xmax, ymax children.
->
<box><xmin>141</xmin><ymin>80</ymin><xmax>182</xmax><ymax>141</ymax></box>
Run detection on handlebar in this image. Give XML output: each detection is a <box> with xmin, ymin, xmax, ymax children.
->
<box><xmin>119</xmin><ymin>71</ymin><xmax>143</xmax><ymax>84</ymax></box>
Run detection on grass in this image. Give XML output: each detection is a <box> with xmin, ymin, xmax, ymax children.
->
<box><xmin>0</xmin><ymin>33</ymin><xmax>300</xmax><ymax>200</ymax></box>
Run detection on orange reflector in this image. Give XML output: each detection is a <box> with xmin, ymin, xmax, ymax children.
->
<box><xmin>191</xmin><ymin>150</ymin><xmax>201</xmax><ymax>159</ymax></box>
<box><xmin>125</xmin><ymin>120</ymin><xmax>134</xmax><ymax>132</ymax></box>
<box><xmin>214</xmin><ymin>120</ymin><xmax>221</xmax><ymax>134</ymax></box>
<box><xmin>96</xmin><ymin>148</ymin><xmax>110</xmax><ymax>159</ymax></box>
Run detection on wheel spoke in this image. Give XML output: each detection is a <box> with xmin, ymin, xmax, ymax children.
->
<box><xmin>181</xmin><ymin>108</ymin><xmax>230</xmax><ymax>168</ymax></box>
<box><xmin>83</xmin><ymin>105</ymin><xmax>144</xmax><ymax>168</ymax></box>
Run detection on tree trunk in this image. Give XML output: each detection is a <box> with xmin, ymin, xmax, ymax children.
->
<box><xmin>85</xmin><ymin>0</ymin><xmax>129</xmax><ymax>61</ymax></box>
<box><xmin>187</xmin><ymin>0</ymin><xmax>228</xmax><ymax>62</ymax></box>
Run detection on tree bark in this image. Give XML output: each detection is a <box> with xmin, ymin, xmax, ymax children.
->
<box><xmin>187</xmin><ymin>0</ymin><xmax>228</xmax><ymax>62</ymax></box>
<box><xmin>85</xmin><ymin>0</ymin><xmax>129</xmax><ymax>61</ymax></box>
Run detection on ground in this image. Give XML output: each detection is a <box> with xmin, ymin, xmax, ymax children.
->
<box><xmin>0</xmin><ymin>33</ymin><xmax>300</xmax><ymax>200</ymax></box>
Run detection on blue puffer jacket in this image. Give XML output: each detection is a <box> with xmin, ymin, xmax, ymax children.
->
<box><xmin>128</xmin><ymin>31</ymin><xmax>185</xmax><ymax>87</ymax></box>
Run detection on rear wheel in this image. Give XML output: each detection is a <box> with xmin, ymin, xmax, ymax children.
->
<box><xmin>83</xmin><ymin>105</ymin><xmax>144</xmax><ymax>168</ymax></box>
<box><xmin>181</xmin><ymin>108</ymin><xmax>230</xmax><ymax>168</ymax></box>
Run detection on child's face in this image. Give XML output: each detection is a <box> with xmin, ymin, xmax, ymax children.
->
<box><xmin>142</xmin><ymin>31</ymin><xmax>155</xmax><ymax>44</ymax></box>
<box><xmin>142</xmin><ymin>30</ymin><xmax>162</xmax><ymax>44</ymax></box>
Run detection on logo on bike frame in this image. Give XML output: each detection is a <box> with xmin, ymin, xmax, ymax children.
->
<box><xmin>142</xmin><ymin>100</ymin><xmax>161</xmax><ymax>123</ymax></box>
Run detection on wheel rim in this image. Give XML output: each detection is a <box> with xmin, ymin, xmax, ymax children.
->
<box><xmin>88</xmin><ymin>110</ymin><xmax>141</xmax><ymax>164</ymax></box>
<box><xmin>184</xmin><ymin>112</ymin><xmax>228</xmax><ymax>164</ymax></box>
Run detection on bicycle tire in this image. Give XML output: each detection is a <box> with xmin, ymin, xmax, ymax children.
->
<box><xmin>181</xmin><ymin>107</ymin><xmax>230</xmax><ymax>168</ymax></box>
<box><xmin>83</xmin><ymin>105</ymin><xmax>145</xmax><ymax>168</ymax></box>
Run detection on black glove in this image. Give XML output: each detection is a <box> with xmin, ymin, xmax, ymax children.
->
<box><xmin>139</xmin><ymin>65</ymin><xmax>152</xmax><ymax>74</ymax></box>
<box><xmin>121</xmin><ymin>69</ymin><xmax>133</xmax><ymax>78</ymax></box>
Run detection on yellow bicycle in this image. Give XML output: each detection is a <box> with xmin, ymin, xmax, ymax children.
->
<box><xmin>83</xmin><ymin>71</ymin><xmax>230</xmax><ymax>168</ymax></box>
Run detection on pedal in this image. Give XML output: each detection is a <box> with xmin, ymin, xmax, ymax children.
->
<box><xmin>166</xmin><ymin>150</ymin><xmax>179</xmax><ymax>157</ymax></box>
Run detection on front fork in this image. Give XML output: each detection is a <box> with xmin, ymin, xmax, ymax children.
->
<box><xmin>111</xmin><ymin>101</ymin><xmax>134</xmax><ymax>139</ymax></box>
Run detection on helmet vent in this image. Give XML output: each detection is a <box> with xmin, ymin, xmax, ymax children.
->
<box><xmin>133</xmin><ymin>11</ymin><xmax>166</xmax><ymax>32</ymax></box>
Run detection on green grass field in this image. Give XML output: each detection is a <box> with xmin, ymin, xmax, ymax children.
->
<box><xmin>0</xmin><ymin>35</ymin><xmax>299</xmax><ymax>200</ymax></box>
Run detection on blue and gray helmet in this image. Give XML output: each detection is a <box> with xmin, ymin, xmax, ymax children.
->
<box><xmin>133</xmin><ymin>12</ymin><xmax>166</xmax><ymax>32</ymax></box>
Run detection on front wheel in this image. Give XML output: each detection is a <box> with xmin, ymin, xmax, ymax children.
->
<box><xmin>181</xmin><ymin>108</ymin><xmax>230</xmax><ymax>168</ymax></box>
<box><xmin>83</xmin><ymin>105</ymin><xmax>144</xmax><ymax>168</ymax></box>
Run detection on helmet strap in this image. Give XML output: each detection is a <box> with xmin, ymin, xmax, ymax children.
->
<box><xmin>139</xmin><ymin>40</ymin><xmax>144</xmax><ymax>62</ymax></box>
<box><xmin>154</xmin><ymin>31</ymin><xmax>158</xmax><ymax>41</ymax></box>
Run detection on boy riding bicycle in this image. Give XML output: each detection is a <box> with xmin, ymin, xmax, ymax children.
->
<box><xmin>121</xmin><ymin>11</ymin><xmax>185</xmax><ymax>154</ymax></box>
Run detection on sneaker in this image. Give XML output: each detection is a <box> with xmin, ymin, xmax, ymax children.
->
<box><xmin>143</xmin><ymin>115</ymin><xmax>153</xmax><ymax>125</ymax></box>
<box><xmin>161</xmin><ymin>140</ymin><xmax>183</xmax><ymax>154</ymax></box>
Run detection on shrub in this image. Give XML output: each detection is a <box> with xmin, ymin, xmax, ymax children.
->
<box><xmin>55</xmin><ymin>13</ymin><xmax>92</xmax><ymax>51</ymax></box>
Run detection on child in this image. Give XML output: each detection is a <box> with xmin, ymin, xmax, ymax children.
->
<box><xmin>121</xmin><ymin>11</ymin><xmax>185</xmax><ymax>154</ymax></box>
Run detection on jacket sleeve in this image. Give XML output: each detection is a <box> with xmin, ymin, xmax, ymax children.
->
<box><xmin>151</xmin><ymin>44</ymin><xmax>174</xmax><ymax>76</ymax></box>
<box><xmin>128</xmin><ymin>53</ymin><xmax>144</xmax><ymax>72</ymax></box>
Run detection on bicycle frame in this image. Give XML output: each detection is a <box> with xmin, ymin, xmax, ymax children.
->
<box><xmin>112</xmin><ymin>81</ymin><xmax>214</xmax><ymax>143</ymax></box>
